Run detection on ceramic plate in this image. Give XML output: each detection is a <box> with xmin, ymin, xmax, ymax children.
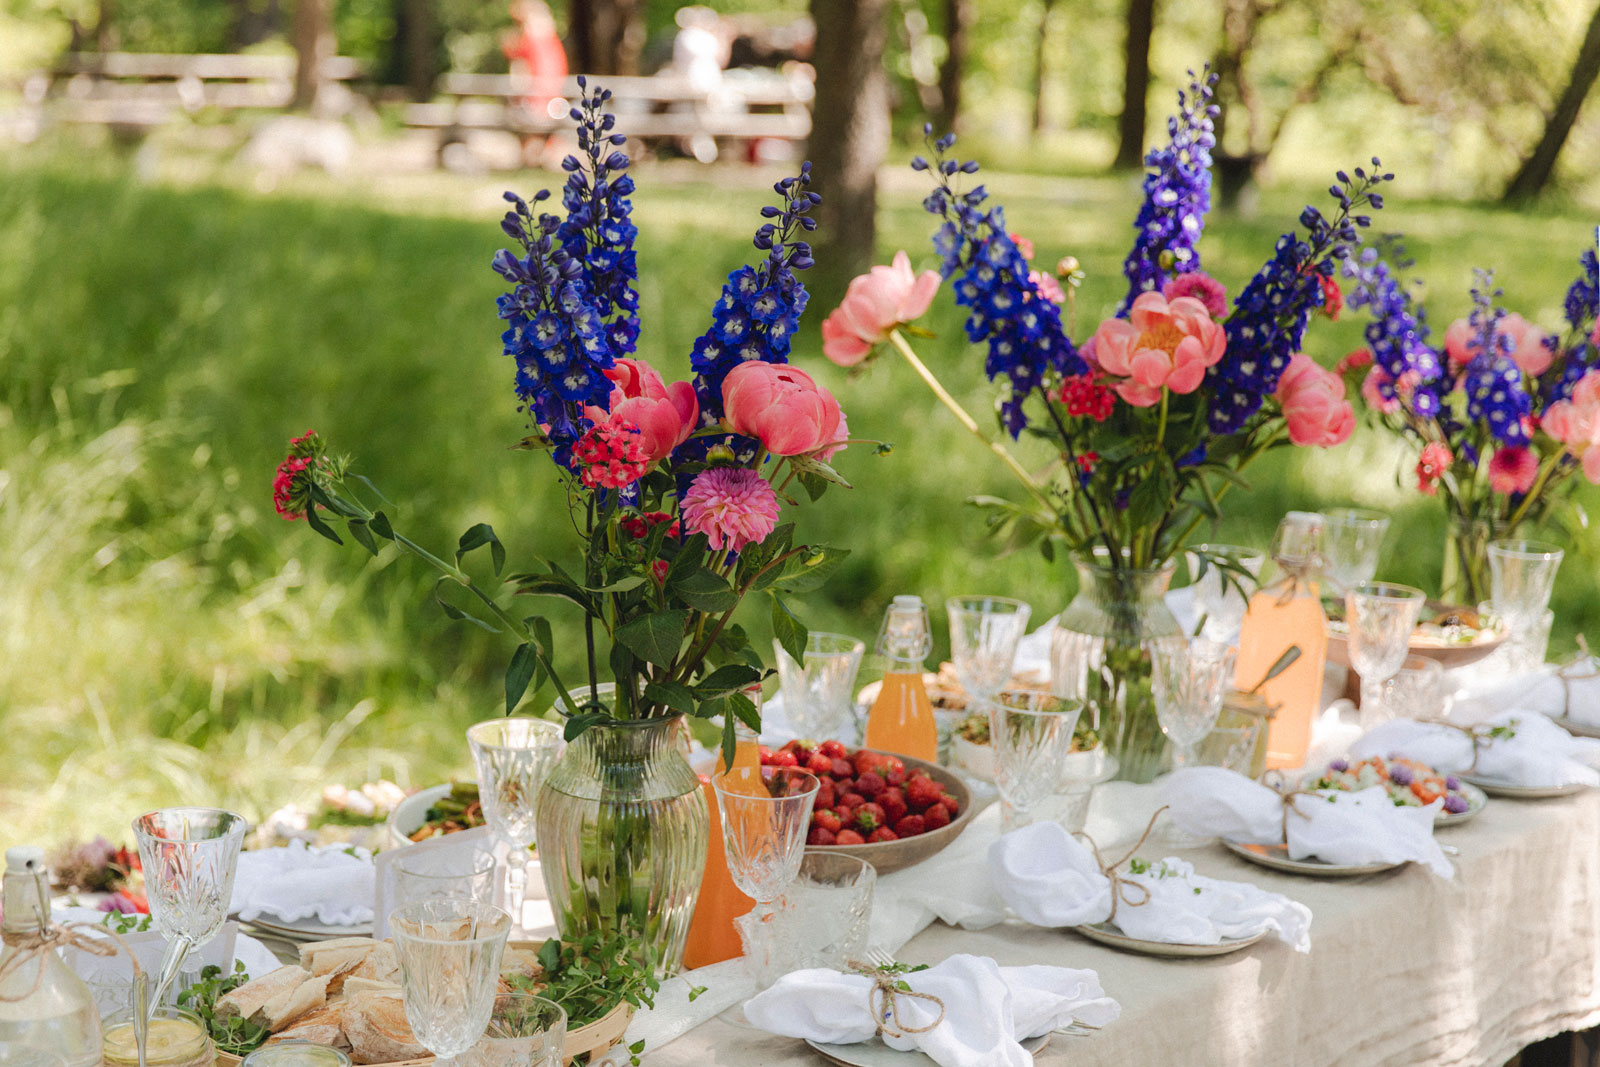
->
<box><xmin>806</xmin><ymin>1034</ymin><xmax>1050</xmax><ymax>1066</ymax></box>
<box><xmin>1551</xmin><ymin>716</ymin><xmax>1600</xmax><ymax>740</ymax></box>
<box><xmin>1072</xmin><ymin>921</ymin><xmax>1265</xmax><ymax>957</ymax></box>
<box><xmin>241</xmin><ymin>914</ymin><xmax>373</xmax><ymax>942</ymax></box>
<box><xmin>1221</xmin><ymin>839</ymin><xmax>1401</xmax><ymax>877</ymax></box>
<box><xmin>1458</xmin><ymin>773</ymin><xmax>1591</xmax><ymax>799</ymax></box>
<box><xmin>1436</xmin><ymin>782</ymin><xmax>1489</xmax><ymax>827</ymax></box>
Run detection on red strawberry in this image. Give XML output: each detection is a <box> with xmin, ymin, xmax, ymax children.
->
<box><xmin>880</xmin><ymin>792</ymin><xmax>908</xmax><ymax>826</ymax></box>
<box><xmin>769</xmin><ymin>750</ymin><xmax>799</xmax><ymax>767</ymax></box>
<box><xmin>813</xmin><ymin>810</ymin><xmax>842</xmax><ymax>834</ymax></box>
<box><xmin>867</xmin><ymin>827</ymin><xmax>899</xmax><ymax>843</ymax></box>
<box><xmin>851</xmin><ymin>750</ymin><xmax>882</xmax><ymax>777</ymax></box>
<box><xmin>758</xmin><ymin>745</ymin><xmax>774</xmax><ymax>764</ymax></box>
<box><xmin>839</xmin><ymin>792</ymin><xmax>866</xmax><ymax>811</ymax></box>
<box><xmin>836</xmin><ymin>829</ymin><xmax>866</xmax><ymax>845</ymax></box>
<box><xmin>830</xmin><ymin>758</ymin><xmax>854</xmax><ymax>779</ymax></box>
<box><xmin>833</xmin><ymin>806</ymin><xmax>855</xmax><ymax>824</ymax></box>
<box><xmin>937</xmin><ymin>793</ymin><xmax>960</xmax><ymax>815</ymax></box>
<box><xmin>855</xmin><ymin>771</ymin><xmax>886</xmax><ymax>799</ymax></box>
<box><xmin>858</xmin><ymin>801</ymin><xmax>886</xmax><ymax>827</ymax></box>
<box><xmin>806</xmin><ymin>752</ymin><xmax>834</xmax><ymax>776</ymax></box>
<box><xmin>924</xmin><ymin>803</ymin><xmax>951</xmax><ymax>830</ymax></box>
<box><xmin>819</xmin><ymin>740</ymin><xmax>848</xmax><ymax>759</ymax></box>
<box><xmin>851</xmin><ymin>806</ymin><xmax>883</xmax><ymax>833</ymax></box>
<box><xmin>807</xmin><ymin>826</ymin><xmax>837</xmax><ymax>846</ymax></box>
<box><xmin>885</xmin><ymin>765</ymin><xmax>907</xmax><ymax>787</ymax></box>
<box><xmin>893</xmin><ymin>814</ymin><xmax>926</xmax><ymax>838</ymax></box>
<box><xmin>906</xmin><ymin>775</ymin><xmax>943</xmax><ymax>810</ymax></box>
<box><xmin>879</xmin><ymin>755</ymin><xmax>906</xmax><ymax>778</ymax></box>
<box><xmin>815</xmin><ymin>782</ymin><xmax>837</xmax><ymax>810</ymax></box>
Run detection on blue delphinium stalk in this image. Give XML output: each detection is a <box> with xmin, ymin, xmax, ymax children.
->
<box><xmin>1343</xmin><ymin>237</ymin><xmax>1444</xmax><ymax>417</ymax></box>
<box><xmin>556</xmin><ymin>77</ymin><xmax>641</xmax><ymax>356</ymax></box>
<box><xmin>1119</xmin><ymin>69</ymin><xmax>1218</xmax><ymax>314</ymax></box>
<box><xmin>1461</xmin><ymin>272</ymin><xmax>1531</xmax><ymax>447</ymax></box>
<box><xmin>689</xmin><ymin>164</ymin><xmax>818</xmax><ymax>423</ymax></box>
<box><xmin>916</xmin><ymin>129</ymin><xmax>1084</xmax><ymax>437</ymax></box>
<box><xmin>1205</xmin><ymin>161</ymin><xmax>1393</xmax><ymax>434</ymax></box>
<box><xmin>1551</xmin><ymin>240</ymin><xmax>1600</xmax><ymax>403</ymax></box>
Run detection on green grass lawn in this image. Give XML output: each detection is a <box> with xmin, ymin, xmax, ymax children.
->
<box><xmin>3</xmin><ymin>145</ymin><xmax>1597</xmax><ymax>846</ymax></box>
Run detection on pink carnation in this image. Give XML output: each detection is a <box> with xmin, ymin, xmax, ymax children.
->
<box><xmin>681</xmin><ymin>468</ymin><xmax>780</xmax><ymax>552</ymax></box>
<box><xmin>1088</xmin><ymin>291</ymin><xmax>1226</xmax><ymax>407</ymax></box>
<box><xmin>1276</xmin><ymin>354</ymin><xmax>1355</xmax><ymax>448</ymax></box>
<box><xmin>1487</xmin><ymin>446</ymin><xmax>1539</xmax><ymax>495</ymax></box>
<box><xmin>1030</xmin><ymin>270</ymin><xmax>1066</xmax><ymax>305</ymax></box>
<box><xmin>1160</xmin><ymin>272</ymin><xmax>1228</xmax><ymax>318</ymax></box>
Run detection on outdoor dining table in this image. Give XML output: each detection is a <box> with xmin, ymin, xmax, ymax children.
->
<box><xmin>645</xmin><ymin>787</ymin><xmax>1600</xmax><ymax>1067</ymax></box>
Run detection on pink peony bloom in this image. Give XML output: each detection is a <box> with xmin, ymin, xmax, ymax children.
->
<box><xmin>1443</xmin><ymin>313</ymin><xmax>1551</xmax><ymax>376</ymax></box>
<box><xmin>1089</xmin><ymin>291</ymin><xmax>1226</xmax><ymax>407</ymax></box>
<box><xmin>583</xmin><ymin>358</ymin><xmax>698</xmax><ymax>464</ymax></box>
<box><xmin>722</xmin><ymin>361</ymin><xmax>844</xmax><ymax>456</ymax></box>
<box><xmin>1543</xmin><ymin>370</ymin><xmax>1600</xmax><ymax>483</ymax></box>
<box><xmin>821</xmin><ymin>251</ymin><xmax>942</xmax><ymax>367</ymax></box>
<box><xmin>817</xmin><ymin>410</ymin><xmax>850</xmax><ymax>462</ymax></box>
<box><xmin>1488</xmin><ymin>446</ymin><xmax>1539</xmax><ymax>495</ymax></box>
<box><xmin>681</xmin><ymin>467</ymin><xmax>780</xmax><ymax>551</ymax></box>
<box><xmin>1416</xmin><ymin>441</ymin><xmax>1453</xmax><ymax>495</ymax></box>
<box><xmin>1030</xmin><ymin>269</ymin><xmax>1066</xmax><ymax>305</ymax></box>
<box><xmin>1276</xmin><ymin>353</ymin><xmax>1355</xmax><ymax>447</ymax></box>
<box><xmin>1360</xmin><ymin>366</ymin><xmax>1399</xmax><ymax>414</ymax></box>
<box><xmin>1161</xmin><ymin>272</ymin><xmax>1228</xmax><ymax>318</ymax></box>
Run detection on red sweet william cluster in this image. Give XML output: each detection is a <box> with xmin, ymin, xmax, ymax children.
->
<box><xmin>758</xmin><ymin>740</ymin><xmax>960</xmax><ymax>846</ymax></box>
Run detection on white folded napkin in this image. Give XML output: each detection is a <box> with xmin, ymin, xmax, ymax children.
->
<box><xmin>231</xmin><ymin>840</ymin><xmax>376</xmax><ymax>925</ymax></box>
<box><xmin>988</xmin><ymin>821</ymin><xmax>1311</xmax><ymax>951</ymax></box>
<box><xmin>1350</xmin><ymin>710</ymin><xmax>1600</xmax><ymax>789</ymax></box>
<box><xmin>745</xmin><ymin>953</ymin><xmax>1119</xmax><ymax>1067</ymax></box>
<box><xmin>1160</xmin><ymin>767</ymin><xmax>1453</xmax><ymax>878</ymax></box>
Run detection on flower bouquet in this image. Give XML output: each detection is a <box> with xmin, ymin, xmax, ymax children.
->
<box><xmin>821</xmin><ymin>71</ymin><xmax>1380</xmax><ymax>781</ymax></box>
<box><xmin>1340</xmin><ymin>239</ymin><xmax>1600</xmax><ymax>605</ymax></box>
<box><xmin>275</xmin><ymin>81</ymin><xmax>852</xmax><ymax>972</ymax></box>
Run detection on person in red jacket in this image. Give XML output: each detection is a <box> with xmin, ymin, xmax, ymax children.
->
<box><xmin>502</xmin><ymin>0</ymin><xmax>567</xmax><ymax>119</ymax></box>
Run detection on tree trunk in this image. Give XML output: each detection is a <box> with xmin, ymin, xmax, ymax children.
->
<box><xmin>397</xmin><ymin>0</ymin><xmax>435</xmax><ymax>102</ymax></box>
<box><xmin>1504</xmin><ymin>1</ymin><xmax>1600</xmax><ymax>202</ymax></box>
<box><xmin>1113</xmin><ymin>0</ymin><xmax>1156</xmax><ymax>169</ymax></box>
<box><xmin>936</xmin><ymin>0</ymin><xmax>972</xmax><ymax>131</ymax></box>
<box><xmin>94</xmin><ymin>0</ymin><xmax>117</xmax><ymax>52</ymax></box>
<box><xmin>567</xmin><ymin>0</ymin><xmax>645</xmax><ymax>76</ymax></box>
<box><xmin>1031</xmin><ymin>0</ymin><xmax>1058</xmax><ymax>133</ymax></box>
<box><xmin>808</xmin><ymin>0</ymin><xmax>891</xmax><ymax>295</ymax></box>
<box><xmin>292</xmin><ymin>0</ymin><xmax>333</xmax><ymax>110</ymax></box>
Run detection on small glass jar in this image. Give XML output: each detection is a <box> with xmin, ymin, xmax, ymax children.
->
<box><xmin>101</xmin><ymin>1007</ymin><xmax>213</xmax><ymax>1067</ymax></box>
<box><xmin>241</xmin><ymin>1041</ymin><xmax>353</xmax><ymax>1067</ymax></box>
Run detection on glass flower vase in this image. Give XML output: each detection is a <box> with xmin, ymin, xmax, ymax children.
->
<box><xmin>1440</xmin><ymin>513</ymin><xmax>1503</xmax><ymax>607</ymax></box>
<box><xmin>1050</xmin><ymin>551</ymin><xmax>1182</xmax><ymax>784</ymax></box>
<box><xmin>535</xmin><ymin>709</ymin><xmax>708</xmax><ymax>976</ymax></box>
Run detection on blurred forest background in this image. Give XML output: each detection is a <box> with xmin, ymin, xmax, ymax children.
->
<box><xmin>4</xmin><ymin>0</ymin><xmax>1600</xmax><ymax>843</ymax></box>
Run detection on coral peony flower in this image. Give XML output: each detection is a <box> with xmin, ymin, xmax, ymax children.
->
<box><xmin>681</xmin><ymin>467</ymin><xmax>780</xmax><ymax>551</ymax></box>
<box><xmin>1487</xmin><ymin>446</ymin><xmax>1539</xmax><ymax>495</ymax></box>
<box><xmin>1416</xmin><ymin>441</ymin><xmax>1452</xmax><ymax>495</ymax></box>
<box><xmin>817</xmin><ymin>410</ymin><xmax>850</xmax><ymax>462</ymax></box>
<box><xmin>1161</xmin><ymin>272</ymin><xmax>1228</xmax><ymax>318</ymax></box>
<box><xmin>1542</xmin><ymin>370</ymin><xmax>1600</xmax><ymax>483</ymax></box>
<box><xmin>821</xmin><ymin>251</ymin><xmax>941</xmax><ymax>366</ymax></box>
<box><xmin>583</xmin><ymin>358</ymin><xmax>698</xmax><ymax>463</ymax></box>
<box><xmin>1443</xmin><ymin>313</ymin><xmax>1551</xmax><ymax>376</ymax></box>
<box><xmin>722</xmin><ymin>361</ymin><xmax>844</xmax><ymax>456</ymax></box>
<box><xmin>1089</xmin><ymin>291</ymin><xmax>1226</xmax><ymax>407</ymax></box>
<box><xmin>1276</xmin><ymin>353</ymin><xmax>1355</xmax><ymax>447</ymax></box>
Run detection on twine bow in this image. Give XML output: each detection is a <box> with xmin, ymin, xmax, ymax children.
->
<box><xmin>0</xmin><ymin>865</ymin><xmax>141</xmax><ymax>1003</ymax></box>
<box><xmin>1072</xmin><ymin>805</ymin><xmax>1168</xmax><ymax>923</ymax></box>
<box><xmin>848</xmin><ymin>961</ymin><xmax>947</xmax><ymax>1039</ymax></box>
<box><xmin>1413</xmin><ymin>718</ymin><xmax>1509</xmax><ymax>772</ymax></box>
<box><xmin>1263</xmin><ymin>772</ymin><xmax>1320</xmax><ymax>842</ymax></box>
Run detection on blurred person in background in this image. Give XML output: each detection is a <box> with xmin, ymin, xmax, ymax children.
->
<box><xmin>504</xmin><ymin>0</ymin><xmax>567</xmax><ymax>120</ymax></box>
<box><xmin>669</xmin><ymin>5</ymin><xmax>730</xmax><ymax>162</ymax></box>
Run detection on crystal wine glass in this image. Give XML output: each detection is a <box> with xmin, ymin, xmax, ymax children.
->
<box><xmin>1488</xmin><ymin>539</ymin><xmax>1564</xmax><ymax>672</ymax></box>
<box><xmin>772</xmin><ymin>632</ymin><xmax>866</xmax><ymax>742</ymax></box>
<box><xmin>130</xmin><ymin>807</ymin><xmax>247</xmax><ymax>1067</ymax></box>
<box><xmin>467</xmin><ymin>717</ymin><xmax>565</xmax><ymax>935</ymax></box>
<box><xmin>1346</xmin><ymin>582</ymin><xmax>1427</xmax><ymax>719</ymax></box>
<box><xmin>1149</xmin><ymin>637</ymin><xmax>1237</xmax><ymax>770</ymax></box>
<box><xmin>982</xmin><ymin>689</ymin><xmax>1084</xmax><ymax>833</ymax></box>
<box><xmin>945</xmin><ymin>596</ymin><xmax>1031</xmax><ymax>699</ymax></box>
<box><xmin>390</xmin><ymin>900</ymin><xmax>513</xmax><ymax>1066</ymax></box>
<box><xmin>1320</xmin><ymin>508</ymin><xmax>1390</xmax><ymax>595</ymax></box>
<box><xmin>458</xmin><ymin>992</ymin><xmax>567</xmax><ymax>1067</ymax></box>
<box><xmin>394</xmin><ymin>847</ymin><xmax>499</xmax><ymax>906</ymax></box>
<box><xmin>1359</xmin><ymin>654</ymin><xmax>1445</xmax><ymax>730</ymax></box>
<box><xmin>1185</xmin><ymin>544</ymin><xmax>1265</xmax><ymax>643</ymax></box>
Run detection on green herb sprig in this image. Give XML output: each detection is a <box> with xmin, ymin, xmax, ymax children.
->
<box><xmin>175</xmin><ymin>961</ymin><xmax>270</xmax><ymax>1057</ymax></box>
<box><xmin>507</xmin><ymin>932</ymin><xmax>660</xmax><ymax>1033</ymax></box>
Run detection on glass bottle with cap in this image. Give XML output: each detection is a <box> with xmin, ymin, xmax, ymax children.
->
<box><xmin>1234</xmin><ymin>511</ymin><xmax>1329</xmax><ymax>769</ymax></box>
<box><xmin>864</xmin><ymin>595</ymin><xmax>938</xmax><ymax>762</ymax></box>
<box><xmin>0</xmin><ymin>846</ymin><xmax>103</xmax><ymax>1067</ymax></box>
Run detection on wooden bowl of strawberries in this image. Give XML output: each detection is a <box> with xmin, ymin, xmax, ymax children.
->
<box><xmin>759</xmin><ymin>739</ymin><xmax>975</xmax><ymax>876</ymax></box>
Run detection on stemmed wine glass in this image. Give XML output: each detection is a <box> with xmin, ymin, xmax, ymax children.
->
<box><xmin>1346</xmin><ymin>582</ymin><xmax>1427</xmax><ymax>721</ymax></box>
<box><xmin>1488</xmin><ymin>539</ymin><xmax>1564</xmax><ymax>672</ymax></box>
<box><xmin>713</xmin><ymin>765</ymin><xmax>819</xmax><ymax>1026</ymax></box>
<box><xmin>1149</xmin><ymin>637</ymin><xmax>1237</xmax><ymax>770</ymax></box>
<box><xmin>390</xmin><ymin>900</ymin><xmax>513</xmax><ymax>1067</ymax></box>
<box><xmin>981</xmin><ymin>689</ymin><xmax>1083</xmax><ymax>833</ymax></box>
<box><xmin>946</xmin><ymin>597</ymin><xmax>1032</xmax><ymax>759</ymax></box>
<box><xmin>467</xmin><ymin>717</ymin><xmax>565</xmax><ymax>934</ymax></box>
<box><xmin>130</xmin><ymin>807</ymin><xmax>247</xmax><ymax>1067</ymax></box>
<box><xmin>1319</xmin><ymin>508</ymin><xmax>1390</xmax><ymax>595</ymax></box>
<box><xmin>772</xmin><ymin>632</ymin><xmax>866</xmax><ymax>742</ymax></box>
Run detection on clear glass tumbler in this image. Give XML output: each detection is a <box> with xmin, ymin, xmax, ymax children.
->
<box><xmin>982</xmin><ymin>689</ymin><xmax>1085</xmax><ymax>833</ymax></box>
<box><xmin>389</xmin><ymin>900</ymin><xmax>512</xmax><ymax>1064</ymax></box>
<box><xmin>1359</xmin><ymin>654</ymin><xmax>1445</xmax><ymax>729</ymax></box>
<box><xmin>458</xmin><ymin>992</ymin><xmax>566</xmax><ymax>1067</ymax></box>
<box><xmin>738</xmin><ymin>850</ymin><xmax>875</xmax><ymax>989</ymax></box>
<box><xmin>773</xmin><ymin>633</ymin><xmax>866</xmax><ymax>742</ymax></box>
<box><xmin>394</xmin><ymin>847</ymin><xmax>499</xmax><ymax>906</ymax></box>
<box><xmin>1185</xmin><ymin>544</ymin><xmax>1265</xmax><ymax>644</ymax></box>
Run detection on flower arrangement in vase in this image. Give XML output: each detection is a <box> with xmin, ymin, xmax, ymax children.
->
<box><xmin>274</xmin><ymin>81</ymin><xmax>853</xmax><ymax>973</ymax></box>
<box><xmin>820</xmin><ymin>70</ymin><xmax>1380</xmax><ymax>781</ymax></box>
<box><xmin>1339</xmin><ymin>238</ymin><xmax>1600</xmax><ymax>605</ymax></box>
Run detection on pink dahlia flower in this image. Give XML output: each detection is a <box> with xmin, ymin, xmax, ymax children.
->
<box><xmin>820</xmin><ymin>251</ymin><xmax>941</xmax><ymax>367</ymax></box>
<box><xmin>1160</xmin><ymin>272</ymin><xmax>1228</xmax><ymax>318</ymax></box>
<box><xmin>681</xmin><ymin>467</ymin><xmax>780</xmax><ymax>551</ymax></box>
<box><xmin>1089</xmin><ymin>291</ymin><xmax>1226</xmax><ymax>407</ymax></box>
<box><xmin>1276</xmin><ymin>354</ymin><xmax>1355</xmax><ymax>447</ymax></box>
<box><xmin>1487</xmin><ymin>445</ymin><xmax>1539</xmax><ymax>495</ymax></box>
<box><xmin>722</xmin><ymin>361</ymin><xmax>844</xmax><ymax>456</ymax></box>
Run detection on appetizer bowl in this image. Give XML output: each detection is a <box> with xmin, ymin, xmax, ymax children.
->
<box><xmin>385</xmin><ymin>783</ymin><xmax>452</xmax><ymax>849</ymax></box>
<box><xmin>1326</xmin><ymin>600</ymin><xmax>1507</xmax><ymax>671</ymax></box>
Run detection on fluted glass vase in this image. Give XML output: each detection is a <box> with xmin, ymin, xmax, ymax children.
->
<box><xmin>1049</xmin><ymin>551</ymin><xmax>1182</xmax><ymax>784</ymax></box>
<box><xmin>535</xmin><ymin>708</ymin><xmax>708</xmax><ymax>976</ymax></box>
<box><xmin>1440</xmin><ymin>513</ymin><xmax>1506</xmax><ymax>607</ymax></box>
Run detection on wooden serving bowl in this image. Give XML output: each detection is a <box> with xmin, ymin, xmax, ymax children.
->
<box><xmin>809</xmin><ymin>752</ymin><xmax>977</xmax><ymax>876</ymax></box>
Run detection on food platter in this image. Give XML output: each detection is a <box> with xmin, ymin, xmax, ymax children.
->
<box><xmin>1435</xmin><ymin>782</ymin><xmax>1489</xmax><ymax>827</ymax></box>
<box><xmin>1220</xmin><ymin>839</ymin><xmax>1402</xmax><ymax>877</ymax></box>
<box><xmin>1071</xmin><ymin>921</ymin><xmax>1265</xmax><ymax>958</ymax></box>
<box><xmin>1325</xmin><ymin>600</ymin><xmax>1507</xmax><ymax>671</ymax></box>
<box><xmin>805</xmin><ymin>1033</ymin><xmax>1050</xmax><ymax>1067</ymax></box>
<box><xmin>1458</xmin><ymin>773</ymin><xmax>1592</xmax><ymax>799</ymax></box>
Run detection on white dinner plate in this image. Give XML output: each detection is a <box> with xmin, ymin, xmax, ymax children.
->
<box><xmin>1072</xmin><ymin>921</ymin><xmax>1265</xmax><ymax>957</ymax></box>
<box><xmin>241</xmin><ymin>914</ymin><xmax>373</xmax><ymax>942</ymax></box>
<box><xmin>1437</xmin><ymin>782</ymin><xmax>1489</xmax><ymax>827</ymax></box>
<box><xmin>1220</xmin><ymin>839</ymin><xmax>1402</xmax><ymax>877</ymax></box>
<box><xmin>1550</xmin><ymin>715</ymin><xmax>1600</xmax><ymax>740</ymax></box>
<box><xmin>806</xmin><ymin>1033</ymin><xmax>1050</xmax><ymax>1066</ymax></box>
<box><xmin>1458</xmin><ymin>773</ymin><xmax>1591</xmax><ymax>799</ymax></box>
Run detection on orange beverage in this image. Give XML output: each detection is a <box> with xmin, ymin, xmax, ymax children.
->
<box><xmin>863</xmin><ymin>595</ymin><xmax>938</xmax><ymax>762</ymax></box>
<box><xmin>682</xmin><ymin>723</ymin><xmax>759</xmax><ymax>969</ymax></box>
<box><xmin>1235</xmin><ymin>512</ymin><xmax>1330</xmax><ymax>769</ymax></box>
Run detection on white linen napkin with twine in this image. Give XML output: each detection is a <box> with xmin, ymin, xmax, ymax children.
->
<box><xmin>1350</xmin><ymin>710</ymin><xmax>1600</xmax><ymax>788</ymax></box>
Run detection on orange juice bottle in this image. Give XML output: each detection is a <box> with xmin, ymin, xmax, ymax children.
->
<box><xmin>864</xmin><ymin>595</ymin><xmax>938</xmax><ymax>762</ymax></box>
<box><xmin>1235</xmin><ymin>512</ymin><xmax>1329</xmax><ymax>769</ymax></box>
<box><xmin>682</xmin><ymin>717</ymin><xmax>760</xmax><ymax>969</ymax></box>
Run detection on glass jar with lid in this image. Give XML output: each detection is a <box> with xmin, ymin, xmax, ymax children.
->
<box><xmin>101</xmin><ymin>1007</ymin><xmax>212</xmax><ymax>1067</ymax></box>
<box><xmin>241</xmin><ymin>1041</ymin><xmax>353</xmax><ymax>1067</ymax></box>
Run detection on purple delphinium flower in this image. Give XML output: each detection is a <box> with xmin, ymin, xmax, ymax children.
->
<box><xmin>1548</xmin><ymin>242</ymin><xmax>1600</xmax><ymax>405</ymax></box>
<box><xmin>1343</xmin><ymin>237</ymin><xmax>1445</xmax><ymax>417</ymax></box>
<box><xmin>1461</xmin><ymin>271</ymin><xmax>1532</xmax><ymax>447</ymax></box>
